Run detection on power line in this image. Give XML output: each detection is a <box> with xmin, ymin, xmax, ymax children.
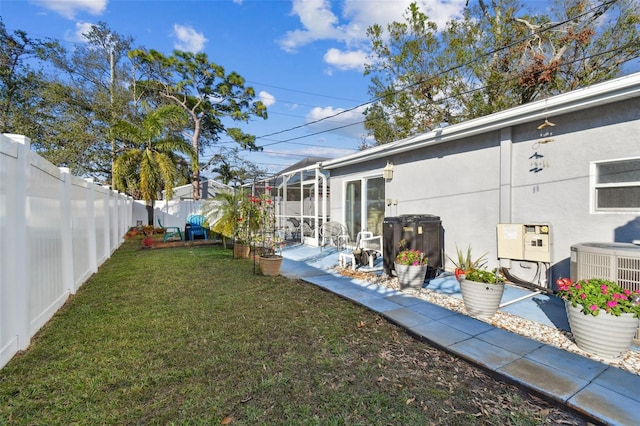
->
<box><xmin>248</xmin><ymin>80</ymin><xmax>362</xmax><ymax>103</ymax></box>
<box><xmin>214</xmin><ymin>0</ymin><xmax>624</xmax><ymax>152</ymax></box>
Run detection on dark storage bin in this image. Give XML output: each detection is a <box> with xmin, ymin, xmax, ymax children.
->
<box><xmin>383</xmin><ymin>214</ymin><xmax>444</xmax><ymax>279</ymax></box>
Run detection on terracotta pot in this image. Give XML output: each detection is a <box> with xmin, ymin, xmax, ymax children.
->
<box><xmin>460</xmin><ymin>279</ymin><xmax>505</xmax><ymax>319</ymax></box>
<box><xmin>233</xmin><ymin>243</ymin><xmax>251</xmax><ymax>259</ymax></box>
<box><xmin>259</xmin><ymin>255</ymin><xmax>283</xmax><ymax>276</ymax></box>
<box><xmin>394</xmin><ymin>263</ymin><xmax>428</xmax><ymax>290</ymax></box>
<box><xmin>566</xmin><ymin>302</ymin><xmax>639</xmax><ymax>360</ymax></box>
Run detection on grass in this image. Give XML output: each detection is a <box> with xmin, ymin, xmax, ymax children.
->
<box><xmin>0</xmin><ymin>239</ymin><xmax>586</xmax><ymax>425</ymax></box>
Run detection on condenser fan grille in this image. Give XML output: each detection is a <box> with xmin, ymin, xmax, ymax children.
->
<box><xmin>619</xmin><ymin>257</ymin><xmax>640</xmax><ymax>292</ymax></box>
<box><xmin>572</xmin><ymin>243</ymin><xmax>640</xmax><ymax>292</ymax></box>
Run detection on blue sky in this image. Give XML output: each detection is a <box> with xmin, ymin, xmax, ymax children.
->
<box><xmin>1</xmin><ymin>0</ymin><xmax>474</xmax><ymax>175</ymax></box>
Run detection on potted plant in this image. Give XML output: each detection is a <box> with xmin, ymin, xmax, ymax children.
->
<box><xmin>394</xmin><ymin>239</ymin><xmax>428</xmax><ymax>290</ymax></box>
<box><xmin>202</xmin><ymin>189</ymin><xmax>257</xmax><ymax>258</ymax></box>
<box><xmin>141</xmin><ymin>225</ymin><xmax>154</xmax><ymax>248</ymax></box>
<box><xmin>250</xmin><ymin>185</ymin><xmax>283</xmax><ymax>276</ymax></box>
<box><xmin>447</xmin><ymin>244</ymin><xmax>487</xmax><ymax>280</ymax></box>
<box><xmin>450</xmin><ymin>246</ymin><xmax>505</xmax><ymax>319</ymax></box>
<box><xmin>556</xmin><ymin>277</ymin><xmax>640</xmax><ymax>359</ymax></box>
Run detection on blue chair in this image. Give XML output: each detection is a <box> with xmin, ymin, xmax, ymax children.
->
<box><xmin>186</xmin><ymin>214</ymin><xmax>208</xmax><ymax>241</ymax></box>
<box><xmin>157</xmin><ymin>217</ymin><xmax>184</xmax><ymax>242</ymax></box>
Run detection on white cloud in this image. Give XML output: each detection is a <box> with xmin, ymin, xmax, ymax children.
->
<box><xmin>31</xmin><ymin>0</ymin><xmax>107</xmax><ymax>19</ymax></box>
<box><xmin>279</xmin><ymin>0</ymin><xmax>466</xmax><ymax>71</ymax></box>
<box><xmin>306</xmin><ymin>105</ymin><xmax>368</xmax><ymax>140</ymax></box>
<box><xmin>323</xmin><ymin>48</ymin><xmax>367</xmax><ymax>71</ymax></box>
<box><xmin>64</xmin><ymin>21</ymin><xmax>94</xmax><ymax>42</ymax></box>
<box><xmin>259</xmin><ymin>91</ymin><xmax>276</xmax><ymax>107</ymax></box>
<box><xmin>172</xmin><ymin>24</ymin><xmax>208</xmax><ymax>53</ymax></box>
<box><xmin>279</xmin><ymin>0</ymin><xmax>344</xmax><ymax>52</ymax></box>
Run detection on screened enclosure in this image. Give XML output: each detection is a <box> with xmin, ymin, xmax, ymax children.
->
<box><xmin>246</xmin><ymin>160</ymin><xmax>330</xmax><ymax>246</ymax></box>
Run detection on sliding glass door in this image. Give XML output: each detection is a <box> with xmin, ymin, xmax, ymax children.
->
<box><xmin>345</xmin><ymin>177</ymin><xmax>385</xmax><ymax>241</ymax></box>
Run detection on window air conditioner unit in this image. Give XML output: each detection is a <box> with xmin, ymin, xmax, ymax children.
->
<box><xmin>570</xmin><ymin>242</ymin><xmax>640</xmax><ymax>292</ymax></box>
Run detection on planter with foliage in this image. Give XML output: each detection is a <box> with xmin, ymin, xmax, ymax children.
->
<box><xmin>449</xmin><ymin>245</ymin><xmax>505</xmax><ymax>319</ymax></box>
<box><xmin>249</xmin><ymin>185</ymin><xmax>284</xmax><ymax>276</ymax></box>
<box><xmin>556</xmin><ymin>277</ymin><xmax>640</xmax><ymax>359</ymax></box>
<box><xmin>141</xmin><ymin>225</ymin><xmax>154</xmax><ymax>248</ymax></box>
<box><xmin>394</xmin><ymin>240</ymin><xmax>428</xmax><ymax>290</ymax></box>
<box><xmin>459</xmin><ymin>268</ymin><xmax>506</xmax><ymax>319</ymax></box>
<box><xmin>202</xmin><ymin>188</ymin><xmax>258</xmax><ymax>258</ymax></box>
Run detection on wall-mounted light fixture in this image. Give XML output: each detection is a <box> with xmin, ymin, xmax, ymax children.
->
<box><xmin>383</xmin><ymin>161</ymin><xmax>394</xmax><ymax>181</ymax></box>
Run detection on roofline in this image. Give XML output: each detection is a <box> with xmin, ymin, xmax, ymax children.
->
<box><xmin>162</xmin><ymin>178</ymin><xmax>233</xmax><ymax>195</ymax></box>
<box><xmin>321</xmin><ymin>72</ymin><xmax>640</xmax><ymax>169</ymax></box>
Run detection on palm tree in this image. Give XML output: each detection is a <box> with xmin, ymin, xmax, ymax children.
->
<box><xmin>112</xmin><ymin>104</ymin><xmax>195</xmax><ymax>225</ymax></box>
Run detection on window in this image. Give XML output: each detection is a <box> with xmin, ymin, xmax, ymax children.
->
<box><xmin>593</xmin><ymin>157</ymin><xmax>640</xmax><ymax>211</ymax></box>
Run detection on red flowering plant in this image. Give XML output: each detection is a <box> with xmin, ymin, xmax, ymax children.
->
<box><xmin>556</xmin><ymin>277</ymin><xmax>640</xmax><ymax>317</ymax></box>
<box><xmin>395</xmin><ymin>239</ymin><xmax>427</xmax><ymax>266</ymax></box>
<box><xmin>249</xmin><ymin>185</ymin><xmax>282</xmax><ymax>257</ymax></box>
<box><xmin>232</xmin><ymin>189</ymin><xmax>259</xmax><ymax>245</ymax></box>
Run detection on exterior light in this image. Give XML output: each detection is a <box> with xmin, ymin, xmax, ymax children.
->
<box><xmin>383</xmin><ymin>161</ymin><xmax>394</xmax><ymax>181</ymax></box>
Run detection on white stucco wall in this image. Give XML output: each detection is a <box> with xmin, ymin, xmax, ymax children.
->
<box><xmin>327</xmin><ymin>95</ymin><xmax>640</xmax><ymax>284</ymax></box>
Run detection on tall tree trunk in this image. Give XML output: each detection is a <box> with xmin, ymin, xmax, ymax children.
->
<box><xmin>146</xmin><ymin>200</ymin><xmax>154</xmax><ymax>226</ymax></box>
<box><xmin>191</xmin><ymin>121</ymin><xmax>201</xmax><ymax>200</ymax></box>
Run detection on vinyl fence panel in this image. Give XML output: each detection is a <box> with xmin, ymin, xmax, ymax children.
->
<box><xmin>0</xmin><ymin>134</ymin><xmax>133</xmax><ymax>370</ymax></box>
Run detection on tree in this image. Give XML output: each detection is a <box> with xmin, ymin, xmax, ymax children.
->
<box><xmin>35</xmin><ymin>22</ymin><xmax>135</xmax><ymax>180</ymax></box>
<box><xmin>363</xmin><ymin>0</ymin><xmax>640</xmax><ymax>145</ymax></box>
<box><xmin>112</xmin><ymin>104</ymin><xmax>195</xmax><ymax>224</ymax></box>
<box><xmin>204</xmin><ymin>146</ymin><xmax>269</xmax><ymax>186</ymax></box>
<box><xmin>201</xmin><ymin>189</ymin><xmax>241</xmax><ymax>247</ymax></box>
<box><xmin>0</xmin><ymin>20</ymin><xmax>54</xmax><ymax>138</ymax></box>
<box><xmin>128</xmin><ymin>49</ymin><xmax>268</xmax><ymax>199</ymax></box>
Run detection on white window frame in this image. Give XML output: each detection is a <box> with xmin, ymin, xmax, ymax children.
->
<box><xmin>343</xmin><ymin>173</ymin><xmax>384</xmax><ymax>238</ymax></box>
<box><xmin>591</xmin><ymin>156</ymin><xmax>640</xmax><ymax>213</ymax></box>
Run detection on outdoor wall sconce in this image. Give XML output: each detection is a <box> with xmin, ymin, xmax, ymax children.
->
<box><xmin>383</xmin><ymin>161</ymin><xmax>394</xmax><ymax>181</ymax></box>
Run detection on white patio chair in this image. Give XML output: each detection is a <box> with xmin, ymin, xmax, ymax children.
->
<box><xmin>319</xmin><ymin>221</ymin><xmax>350</xmax><ymax>251</ymax></box>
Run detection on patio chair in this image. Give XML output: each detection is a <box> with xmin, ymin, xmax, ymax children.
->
<box><xmin>356</xmin><ymin>231</ymin><xmax>382</xmax><ymax>259</ymax></box>
<box><xmin>287</xmin><ymin>217</ymin><xmax>302</xmax><ymax>240</ymax></box>
<box><xmin>341</xmin><ymin>231</ymin><xmax>383</xmax><ymax>269</ymax></box>
<box><xmin>288</xmin><ymin>217</ymin><xmax>313</xmax><ymax>239</ymax></box>
<box><xmin>157</xmin><ymin>217</ymin><xmax>184</xmax><ymax>242</ymax></box>
<box><xmin>320</xmin><ymin>221</ymin><xmax>350</xmax><ymax>251</ymax></box>
<box><xmin>186</xmin><ymin>214</ymin><xmax>208</xmax><ymax>241</ymax></box>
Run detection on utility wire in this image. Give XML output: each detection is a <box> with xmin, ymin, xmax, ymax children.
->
<box><xmin>210</xmin><ymin>0</ymin><xmax>623</xmax><ymax>152</ymax></box>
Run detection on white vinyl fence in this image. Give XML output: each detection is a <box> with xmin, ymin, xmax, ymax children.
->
<box><xmin>0</xmin><ymin>133</ymin><xmax>133</xmax><ymax>369</ymax></box>
<box><xmin>132</xmin><ymin>198</ymin><xmax>204</xmax><ymax>229</ymax></box>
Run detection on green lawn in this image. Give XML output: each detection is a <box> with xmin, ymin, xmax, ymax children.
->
<box><xmin>0</xmin><ymin>239</ymin><xmax>585</xmax><ymax>425</ymax></box>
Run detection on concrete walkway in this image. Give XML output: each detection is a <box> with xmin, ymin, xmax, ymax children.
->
<box><xmin>279</xmin><ymin>245</ymin><xmax>640</xmax><ymax>426</ymax></box>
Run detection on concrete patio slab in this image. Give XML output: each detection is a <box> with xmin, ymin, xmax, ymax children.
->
<box><xmin>449</xmin><ymin>337</ymin><xmax>523</xmax><ymax>370</ymax></box>
<box><xmin>524</xmin><ymin>344</ymin><xmax>608</xmax><ymax>381</ymax></box>
<box><xmin>568</xmin><ymin>382</ymin><xmax>640</xmax><ymax>426</ymax></box>
<box><xmin>499</xmin><ymin>357</ymin><xmax>591</xmax><ymax>401</ymax></box>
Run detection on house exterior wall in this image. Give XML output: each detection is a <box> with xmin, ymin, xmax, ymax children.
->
<box><xmin>327</xmin><ymin>95</ymin><xmax>640</xmax><ymax>283</ymax></box>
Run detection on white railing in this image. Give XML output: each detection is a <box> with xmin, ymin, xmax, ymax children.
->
<box><xmin>0</xmin><ymin>134</ymin><xmax>133</xmax><ymax>370</ymax></box>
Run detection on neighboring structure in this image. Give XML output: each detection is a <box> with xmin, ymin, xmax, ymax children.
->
<box><xmin>162</xmin><ymin>178</ymin><xmax>232</xmax><ymax>201</ymax></box>
<box><xmin>321</xmin><ymin>72</ymin><xmax>640</xmax><ymax>286</ymax></box>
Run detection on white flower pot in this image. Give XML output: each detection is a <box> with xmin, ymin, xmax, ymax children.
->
<box><xmin>565</xmin><ymin>302</ymin><xmax>639</xmax><ymax>360</ymax></box>
<box><xmin>395</xmin><ymin>263</ymin><xmax>428</xmax><ymax>290</ymax></box>
<box><xmin>460</xmin><ymin>279</ymin><xmax>505</xmax><ymax>319</ymax></box>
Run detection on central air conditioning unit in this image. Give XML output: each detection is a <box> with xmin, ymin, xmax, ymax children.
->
<box><xmin>570</xmin><ymin>242</ymin><xmax>640</xmax><ymax>342</ymax></box>
<box><xmin>570</xmin><ymin>242</ymin><xmax>640</xmax><ymax>292</ymax></box>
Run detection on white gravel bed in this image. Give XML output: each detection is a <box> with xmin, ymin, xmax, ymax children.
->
<box><xmin>338</xmin><ymin>268</ymin><xmax>640</xmax><ymax>376</ymax></box>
